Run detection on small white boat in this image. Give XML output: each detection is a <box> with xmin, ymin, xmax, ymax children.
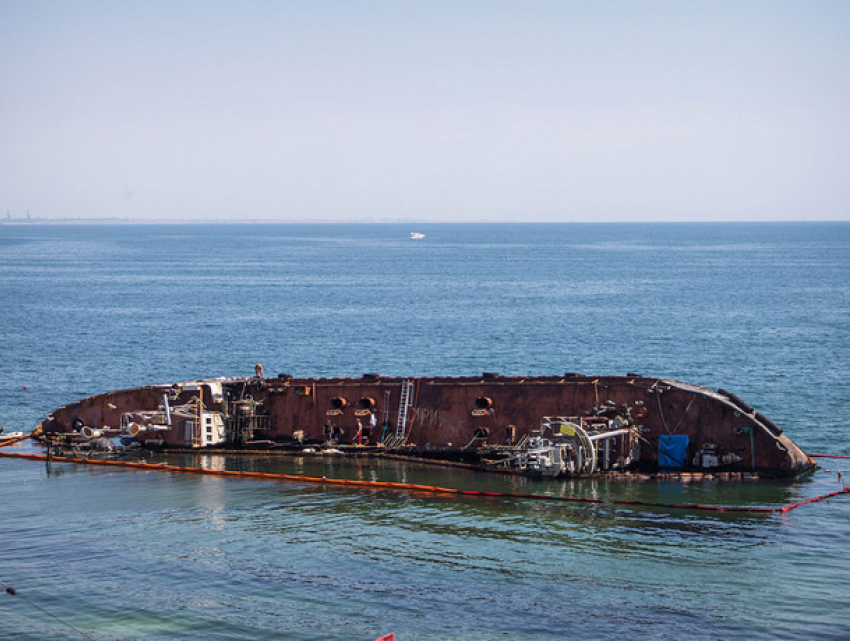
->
<box><xmin>410</xmin><ymin>232</ymin><xmax>425</xmax><ymax>239</ymax></box>
<box><xmin>0</xmin><ymin>431</ymin><xmax>25</xmax><ymax>442</ymax></box>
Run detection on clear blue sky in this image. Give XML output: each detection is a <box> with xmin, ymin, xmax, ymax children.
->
<box><xmin>2</xmin><ymin>0</ymin><xmax>848</xmax><ymax>222</ymax></box>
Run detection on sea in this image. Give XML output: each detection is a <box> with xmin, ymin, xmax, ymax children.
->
<box><xmin>0</xmin><ymin>222</ymin><xmax>848</xmax><ymax>640</ymax></box>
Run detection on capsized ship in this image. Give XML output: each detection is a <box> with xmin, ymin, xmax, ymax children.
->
<box><xmin>34</xmin><ymin>370</ymin><xmax>814</xmax><ymax>478</ymax></box>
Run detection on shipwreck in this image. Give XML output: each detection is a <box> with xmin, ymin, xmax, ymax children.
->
<box><xmin>34</xmin><ymin>370</ymin><xmax>814</xmax><ymax>478</ymax></box>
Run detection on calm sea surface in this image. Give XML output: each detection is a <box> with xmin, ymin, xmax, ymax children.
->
<box><xmin>1</xmin><ymin>222</ymin><xmax>848</xmax><ymax>640</ymax></box>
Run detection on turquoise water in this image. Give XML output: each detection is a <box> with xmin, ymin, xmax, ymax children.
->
<box><xmin>1</xmin><ymin>223</ymin><xmax>848</xmax><ymax>639</ymax></box>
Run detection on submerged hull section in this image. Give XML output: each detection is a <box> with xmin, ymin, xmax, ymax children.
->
<box><xmin>35</xmin><ymin>373</ymin><xmax>813</xmax><ymax>478</ymax></box>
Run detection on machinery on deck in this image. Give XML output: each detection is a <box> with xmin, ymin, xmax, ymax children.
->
<box><xmin>32</xmin><ymin>371</ymin><xmax>814</xmax><ymax>478</ymax></box>
<box><xmin>503</xmin><ymin>412</ymin><xmax>639</xmax><ymax>477</ymax></box>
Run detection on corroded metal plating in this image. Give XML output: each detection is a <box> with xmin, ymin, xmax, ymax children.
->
<box><xmin>35</xmin><ymin>373</ymin><xmax>814</xmax><ymax>477</ymax></box>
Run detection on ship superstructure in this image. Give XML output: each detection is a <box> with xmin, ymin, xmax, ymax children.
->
<box><xmin>34</xmin><ymin>372</ymin><xmax>813</xmax><ymax>478</ymax></box>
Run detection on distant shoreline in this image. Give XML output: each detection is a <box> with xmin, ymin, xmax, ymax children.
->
<box><xmin>1</xmin><ymin>217</ymin><xmax>848</xmax><ymax>226</ymax></box>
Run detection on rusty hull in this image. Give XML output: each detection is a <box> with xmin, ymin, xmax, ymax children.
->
<box><xmin>35</xmin><ymin>373</ymin><xmax>814</xmax><ymax>477</ymax></box>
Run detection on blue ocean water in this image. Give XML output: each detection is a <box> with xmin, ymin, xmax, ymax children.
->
<box><xmin>0</xmin><ymin>222</ymin><xmax>848</xmax><ymax>640</ymax></box>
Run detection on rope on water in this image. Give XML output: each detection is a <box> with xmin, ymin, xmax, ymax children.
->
<box><xmin>1</xmin><ymin>578</ymin><xmax>96</xmax><ymax>640</ymax></box>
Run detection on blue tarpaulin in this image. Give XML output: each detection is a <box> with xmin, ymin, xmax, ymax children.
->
<box><xmin>658</xmin><ymin>435</ymin><xmax>689</xmax><ymax>469</ymax></box>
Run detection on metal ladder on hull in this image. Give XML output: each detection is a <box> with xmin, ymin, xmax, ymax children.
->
<box><xmin>385</xmin><ymin>379</ymin><xmax>413</xmax><ymax>448</ymax></box>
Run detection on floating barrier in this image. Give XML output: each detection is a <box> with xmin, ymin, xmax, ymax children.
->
<box><xmin>778</xmin><ymin>488</ymin><xmax>850</xmax><ymax>513</ymax></box>
<box><xmin>1</xmin><ymin>448</ymin><xmax>848</xmax><ymax>515</ymax></box>
<box><xmin>0</xmin><ymin>434</ymin><xmax>30</xmax><ymax>448</ymax></box>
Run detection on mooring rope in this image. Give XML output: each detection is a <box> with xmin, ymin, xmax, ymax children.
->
<box><xmin>1</xmin><ymin>449</ymin><xmax>848</xmax><ymax>515</ymax></box>
<box><xmin>807</xmin><ymin>453</ymin><xmax>850</xmax><ymax>460</ymax></box>
<box><xmin>1</xmin><ymin>578</ymin><xmax>96</xmax><ymax>640</ymax></box>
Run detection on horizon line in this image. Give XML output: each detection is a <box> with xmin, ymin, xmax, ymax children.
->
<box><xmin>1</xmin><ymin>217</ymin><xmax>849</xmax><ymax>226</ymax></box>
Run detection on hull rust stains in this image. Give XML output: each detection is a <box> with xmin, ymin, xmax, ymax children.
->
<box><xmin>33</xmin><ymin>372</ymin><xmax>814</xmax><ymax>478</ymax></box>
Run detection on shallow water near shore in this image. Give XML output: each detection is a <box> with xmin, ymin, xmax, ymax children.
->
<box><xmin>1</xmin><ymin>222</ymin><xmax>849</xmax><ymax>639</ymax></box>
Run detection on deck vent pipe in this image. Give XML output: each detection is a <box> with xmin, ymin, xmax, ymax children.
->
<box><xmin>475</xmin><ymin>397</ymin><xmax>494</xmax><ymax>410</ymax></box>
<box><xmin>162</xmin><ymin>394</ymin><xmax>172</xmax><ymax>426</ymax></box>
<box><xmin>358</xmin><ymin>397</ymin><xmax>377</xmax><ymax>410</ymax></box>
<box><xmin>81</xmin><ymin>426</ymin><xmax>103</xmax><ymax>439</ymax></box>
